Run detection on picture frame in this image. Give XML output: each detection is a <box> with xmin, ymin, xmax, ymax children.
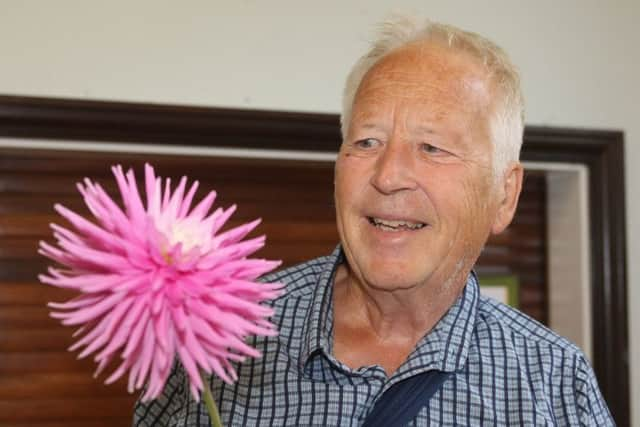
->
<box><xmin>478</xmin><ymin>275</ymin><xmax>519</xmax><ymax>308</ymax></box>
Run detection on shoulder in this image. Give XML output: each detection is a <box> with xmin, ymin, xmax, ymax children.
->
<box><xmin>474</xmin><ymin>297</ymin><xmax>613</xmax><ymax>423</ymax></box>
<box><xmin>476</xmin><ymin>295</ymin><xmax>583</xmax><ymax>356</ymax></box>
<box><xmin>260</xmin><ymin>252</ymin><xmax>337</xmax><ymax>301</ymax></box>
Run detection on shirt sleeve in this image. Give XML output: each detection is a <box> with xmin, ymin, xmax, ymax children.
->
<box><xmin>132</xmin><ymin>362</ymin><xmax>187</xmax><ymax>427</ymax></box>
<box><xmin>573</xmin><ymin>353</ymin><xmax>615</xmax><ymax>427</ymax></box>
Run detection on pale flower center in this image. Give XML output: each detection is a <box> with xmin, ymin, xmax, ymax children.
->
<box><xmin>167</xmin><ymin>220</ymin><xmax>208</xmax><ymax>252</ymax></box>
<box><xmin>154</xmin><ymin>217</ymin><xmax>212</xmax><ymax>262</ymax></box>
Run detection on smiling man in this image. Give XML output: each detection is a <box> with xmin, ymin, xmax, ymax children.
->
<box><xmin>332</xmin><ymin>38</ymin><xmax>521</xmax><ymax>378</ymax></box>
<box><xmin>134</xmin><ymin>17</ymin><xmax>614</xmax><ymax>426</ymax></box>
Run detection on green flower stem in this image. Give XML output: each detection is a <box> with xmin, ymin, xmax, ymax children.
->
<box><xmin>200</xmin><ymin>371</ymin><xmax>223</xmax><ymax>427</ymax></box>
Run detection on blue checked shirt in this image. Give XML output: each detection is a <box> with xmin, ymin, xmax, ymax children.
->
<box><xmin>133</xmin><ymin>246</ymin><xmax>614</xmax><ymax>426</ymax></box>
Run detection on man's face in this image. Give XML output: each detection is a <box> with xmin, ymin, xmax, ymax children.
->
<box><xmin>335</xmin><ymin>41</ymin><xmax>503</xmax><ymax>293</ymax></box>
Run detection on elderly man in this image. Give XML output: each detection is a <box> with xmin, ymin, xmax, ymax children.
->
<box><xmin>134</xmin><ymin>17</ymin><xmax>613</xmax><ymax>426</ymax></box>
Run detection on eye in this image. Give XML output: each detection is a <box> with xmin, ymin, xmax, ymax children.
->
<box><xmin>354</xmin><ymin>138</ymin><xmax>381</xmax><ymax>149</ymax></box>
<box><xmin>421</xmin><ymin>143</ymin><xmax>445</xmax><ymax>154</ymax></box>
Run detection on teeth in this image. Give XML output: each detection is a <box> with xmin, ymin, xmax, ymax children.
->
<box><xmin>369</xmin><ymin>217</ymin><xmax>426</xmax><ymax>231</ymax></box>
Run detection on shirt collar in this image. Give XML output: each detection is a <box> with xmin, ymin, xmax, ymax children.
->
<box><xmin>395</xmin><ymin>271</ymin><xmax>480</xmax><ymax>378</ymax></box>
<box><xmin>298</xmin><ymin>245</ymin><xmax>479</xmax><ymax>375</ymax></box>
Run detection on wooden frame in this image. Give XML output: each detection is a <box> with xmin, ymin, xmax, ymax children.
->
<box><xmin>0</xmin><ymin>95</ymin><xmax>629</xmax><ymax>426</ymax></box>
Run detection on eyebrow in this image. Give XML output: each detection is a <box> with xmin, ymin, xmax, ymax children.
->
<box><xmin>360</xmin><ymin>123</ymin><xmax>383</xmax><ymax>130</ymax></box>
<box><xmin>356</xmin><ymin>122</ymin><xmax>439</xmax><ymax>137</ymax></box>
<box><xmin>415</xmin><ymin>125</ymin><xmax>437</xmax><ymax>135</ymax></box>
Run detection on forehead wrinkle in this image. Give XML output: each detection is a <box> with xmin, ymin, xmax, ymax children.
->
<box><xmin>350</xmin><ymin>101</ymin><xmax>399</xmax><ymax>133</ymax></box>
<box><xmin>355</xmin><ymin>68</ymin><xmax>491</xmax><ymax>119</ymax></box>
<box><xmin>354</xmin><ymin>85</ymin><xmax>477</xmax><ymax>133</ymax></box>
<box><xmin>358</xmin><ymin>42</ymin><xmax>494</xmax><ymax>112</ymax></box>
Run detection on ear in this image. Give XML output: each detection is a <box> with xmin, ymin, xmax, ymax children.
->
<box><xmin>491</xmin><ymin>162</ymin><xmax>524</xmax><ymax>235</ymax></box>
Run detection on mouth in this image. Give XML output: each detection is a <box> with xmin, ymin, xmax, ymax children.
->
<box><xmin>367</xmin><ymin>216</ymin><xmax>427</xmax><ymax>232</ymax></box>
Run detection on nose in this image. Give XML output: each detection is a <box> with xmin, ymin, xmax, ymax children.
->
<box><xmin>370</xmin><ymin>140</ymin><xmax>418</xmax><ymax>194</ymax></box>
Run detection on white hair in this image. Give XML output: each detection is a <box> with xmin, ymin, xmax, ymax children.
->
<box><xmin>340</xmin><ymin>16</ymin><xmax>525</xmax><ymax>178</ymax></box>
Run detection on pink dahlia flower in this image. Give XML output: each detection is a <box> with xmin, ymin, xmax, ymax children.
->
<box><xmin>39</xmin><ymin>164</ymin><xmax>283</xmax><ymax>402</ymax></box>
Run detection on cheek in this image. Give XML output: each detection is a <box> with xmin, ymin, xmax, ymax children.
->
<box><xmin>458</xmin><ymin>175</ymin><xmax>496</xmax><ymax>238</ymax></box>
<box><xmin>334</xmin><ymin>155</ymin><xmax>361</xmax><ymax>215</ymax></box>
<box><xmin>335</xmin><ymin>154</ymin><xmax>368</xmax><ymax>195</ymax></box>
<box><xmin>433</xmin><ymin>168</ymin><xmax>494</xmax><ymax>236</ymax></box>
<box><xmin>334</xmin><ymin>157</ymin><xmax>350</xmax><ymax>202</ymax></box>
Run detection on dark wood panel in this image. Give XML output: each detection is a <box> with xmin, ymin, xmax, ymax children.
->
<box><xmin>0</xmin><ymin>282</ymin><xmax>74</xmax><ymax>305</ymax></box>
<box><xmin>0</xmin><ymin>236</ymin><xmax>43</xmax><ymax>259</ymax></box>
<box><xmin>0</xmin><ymin>397</ymin><xmax>136</xmax><ymax>421</ymax></box>
<box><xmin>0</xmin><ymin>305</ymin><xmax>60</xmax><ymax>329</ymax></box>
<box><xmin>0</xmin><ymin>329</ymin><xmax>75</xmax><ymax>352</ymax></box>
<box><xmin>0</xmin><ymin>352</ymin><xmax>98</xmax><ymax>374</ymax></box>
<box><xmin>0</xmin><ymin>194</ymin><xmax>86</xmax><ymax>214</ymax></box>
<box><xmin>0</xmin><ymin>259</ymin><xmax>49</xmax><ymax>282</ymax></box>
<box><xmin>0</xmin><ymin>214</ymin><xmax>58</xmax><ymax>236</ymax></box>
<box><xmin>0</xmin><ymin>373</ymin><xmax>138</xmax><ymax>399</ymax></box>
<box><xmin>2</xmin><ymin>420</ymin><xmax>132</xmax><ymax>427</ymax></box>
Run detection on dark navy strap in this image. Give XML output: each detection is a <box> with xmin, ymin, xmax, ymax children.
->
<box><xmin>361</xmin><ymin>370</ymin><xmax>452</xmax><ymax>427</ymax></box>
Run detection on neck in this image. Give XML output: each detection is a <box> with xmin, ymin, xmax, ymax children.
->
<box><xmin>334</xmin><ymin>264</ymin><xmax>465</xmax><ymax>337</ymax></box>
<box><xmin>331</xmin><ymin>263</ymin><xmax>468</xmax><ymax>375</ymax></box>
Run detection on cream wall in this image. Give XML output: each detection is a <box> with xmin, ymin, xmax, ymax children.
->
<box><xmin>2</xmin><ymin>0</ymin><xmax>638</xmax><ymax>424</ymax></box>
